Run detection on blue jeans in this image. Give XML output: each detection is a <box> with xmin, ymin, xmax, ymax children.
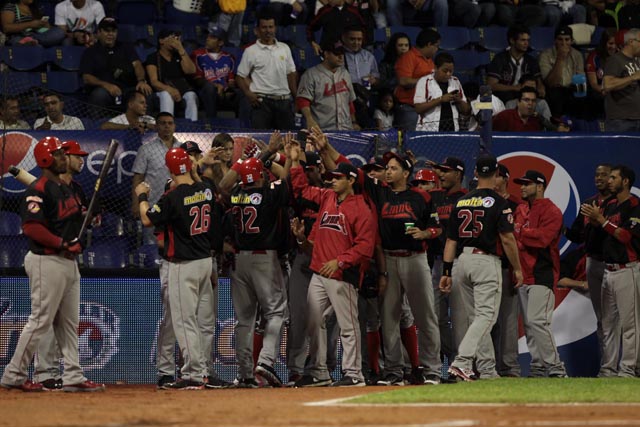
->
<box><xmin>387</xmin><ymin>0</ymin><xmax>448</xmax><ymax>26</ymax></box>
<box><xmin>544</xmin><ymin>4</ymin><xmax>587</xmax><ymax>26</ymax></box>
<box><xmin>9</xmin><ymin>26</ymin><xmax>65</xmax><ymax>47</ymax></box>
<box><xmin>212</xmin><ymin>11</ymin><xmax>244</xmax><ymax>47</ymax></box>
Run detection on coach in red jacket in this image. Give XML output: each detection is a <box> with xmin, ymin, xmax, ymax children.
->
<box><xmin>513</xmin><ymin>170</ymin><xmax>568</xmax><ymax>378</ymax></box>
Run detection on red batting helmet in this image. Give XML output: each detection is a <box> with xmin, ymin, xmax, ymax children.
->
<box><xmin>34</xmin><ymin>136</ymin><xmax>64</xmax><ymax>168</ymax></box>
<box><xmin>61</xmin><ymin>140</ymin><xmax>88</xmax><ymax>156</ymax></box>
<box><xmin>165</xmin><ymin>148</ymin><xmax>192</xmax><ymax>175</ymax></box>
<box><xmin>238</xmin><ymin>158</ymin><xmax>263</xmax><ymax>185</ymax></box>
<box><xmin>412</xmin><ymin>168</ymin><xmax>439</xmax><ymax>185</ymax></box>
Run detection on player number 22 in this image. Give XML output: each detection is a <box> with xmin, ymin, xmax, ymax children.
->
<box><xmin>233</xmin><ymin>206</ymin><xmax>260</xmax><ymax>234</ymax></box>
<box><xmin>189</xmin><ymin>205</ymin><xmax>211</xmax><ymax>235</ymax></box>
<box><xmin>458</xmin><ymin>209</ymin><xmax>484</xmax><ymax>238</ymax></box>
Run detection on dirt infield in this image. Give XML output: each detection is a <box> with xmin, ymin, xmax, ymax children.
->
<box><xmin>1</xmin><ymin>385</ymin><xmax>639</xmax><ymax>427</ymax></box>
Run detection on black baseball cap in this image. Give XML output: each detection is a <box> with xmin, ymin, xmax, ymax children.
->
<box><xmin>158</xmin><ymin>28</ymin><xmax>181</xmax><ymax>41</ymax></box>
<box><xmin>208</xmin><ymin>26</ymin><xmax>226</xmax><ymax>40</ymax></box>
<box><xmin>301</xmin><ymin>151</ymin><xmax>321</xmax><ymax>169</ymax></box>
<box><xmin>555</xmin><ymin>25</ymin><xmax>573</xmax><ymax>38</ymax></box>
<box><xmin>180</xmin><ymin>141</ymin><xmax>202</xmax><ymax>154</ymax></box>
<box><xmin>514</xmin><ymin>170</ymin><xmax>547</xmax><ymax>188</ymax></box>
<box><xmin>436</xmin><ymin>157</ymin><xmax>465</xmax><ymax>173</ymax></box>
<box><xmin>361</xmin><ymin>156</ymin><xmax>385</xmax><ymax>172</ymax></box>
<box><xmin>498</xmin><ymin>163</ymin><xmax>510</xmax><ymax>179</ymax></box>
<box><xmin>475</xmin><ymin>153</ymin><xmax>498</xmax><ymax>174</ymax></box>
<box><xmin>321</xmin><ymin>39</ymin><xmax>345</xmax><ymax>55</ymax></box>
<box><xmin>329</xmin><ymin>162</ymin><xmax>358</xmax><ymax>179</ymax></box>
<box><xmin>383</xmin><ymin>151</ymin><xmax>414</xmax><ymax>174</ymax></box>
<box><xmin>98</xmin><ymin>17</ymin><xmax>117</xmax><ymax>31</ymax></box>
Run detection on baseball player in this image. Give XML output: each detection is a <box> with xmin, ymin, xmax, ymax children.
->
<box><xmin>1</xmin><ymin>137</ymin><xmax>105</xmax><ymax>393</ymax></box>
<box><xmin>440</xmin><ymin>154</ymin><xmax>523</xmax><ymax>382</ymax></box>
<box><xmin>289</xmin><ymin>148</ymin><xmax>376</xmax><ymax>387</ymax></box>
<box><xmin>218</xmin><ymin>155</ymin><xmax>289</xmax><ymax>388</ymax></box>
<box><xmin>580</xmin><ymin>165</ymin><xmax>640</xmax><ymax>377</ymax></box>
<box><xmin>513</xmin><ymin>170</ymin><xmax>567</xmax><ymax>377</ymax></box>
<box><xmin>137</xmin><ymin>147</ymin><xmax>220</xmax><ymax>390</ymax></box>
<box><xmin>411</xmin><ymin>168</ymin><xmax>440</xmax><ymax>192</ymax></box>
<box><xmin>565</xmin><ymin>163</ymin><xmax>617</xmax><ymax>377</ymax></box>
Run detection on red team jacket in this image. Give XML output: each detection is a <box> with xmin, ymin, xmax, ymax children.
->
<box><xmin>291</xmin><ymin>166</ymin><xmax>376</xmax><ymax>283</ymax></box>
<box><xmin>513</xmin><ymin>198</ymin><xmax>563</xmax><ymax>287</ymax></box>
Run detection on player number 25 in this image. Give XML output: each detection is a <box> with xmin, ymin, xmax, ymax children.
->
<box><xmin>232</xmin><ymin>206</ymin><xmax>260</xmax><ymax>234</ymax></box>
<box><xmin>190</xmin><ymin>204</ymin><xmax>211</xmax><ymax>235</ymax></box>
<box><xmin>458</xmin><ymin>209</ymin><xmax>484</xmax><ymax>238</ymax></box>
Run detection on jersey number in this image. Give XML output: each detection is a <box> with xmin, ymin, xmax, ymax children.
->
<box><xmin>189</xmin><ymin>205</ymin><xmax>211</xmax><ymax>235</ymax></box>
<box><xmin>233</xmin><ymin>206</ymin><xmax>260</xmax><ymax>234</ymax></box>
<box><xmin>458</xmin><ymin>209</ymin><xmax>484</xmax><ymax>238</ymax></box>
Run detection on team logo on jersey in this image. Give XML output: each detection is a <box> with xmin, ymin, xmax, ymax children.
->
<box><xmin>380</xmin><ymin>202</ymin><xmax>415</xmax><ymax>220</ymax></box>
<box><xmin>78</xmin><ymin>302</ymin><xmax>120</xmax><ymax>371</ymax></box>
<box><xmin>184</xmin><ymin>191</ymin><xmax>211</xmax><ymax>205</ymax></box>
<box><xmin>249</xmin><ymin>193</ymin><xmax>262</xmax><ymax>205</ymax></box>
<box><xmin>27</xmin><ymin>201</ymin><xmax>40</xmax><ymax>213</ymax></box>
<box><xmin>319</xmin><ymin>211</ymin><xmax>348</xmax><ymax>235</ymax></box>
<box><xmin>482</xmin><ymin>197</ymin><xmax>495</xmax><ymax>208</ymax></box>
<box><xmin>149</xmin><ymin>204</ymin><xmax>161</xmax><ymax>213</ymax></box>
<box><xmin>456</xmin><ymin>197</ymin><xmax>484</xmax><ymax>208</ymax></box>
<box><xmin>0</xmin><ymin>132</ymin><xmax>39</xmax><ymax>194</ymax></box>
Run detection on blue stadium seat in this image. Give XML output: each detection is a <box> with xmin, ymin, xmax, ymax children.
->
<box><xmin>135</xmin><ymin>45</ymin><xmax>156</xmax><ymax>62</ymax></box>
<box><xmin>83</xmin><ymin>237</ymin><xmax>129</xmax><ymax>268</ymax></box>
<box><xmin>480</xmin><ymin>27</ymin><xmax>508</xmax><ymax>52</ymax></box>
<box><xmin>91</xmin><ymin>212</ymin><xmax>125</xmax><ymax>238</ymax></box>
<box><xmin>374</xmin><ymin>47</ymin><xmax>384</xmax><ymax>63</ymax></box>
<box><xmin>589</xmin><ymin>26</ymin><xmax>604</xmax><ymax>47</ymax></box>
<box><xmin>224</xmin><ymin>46</ymin><xmax>243</xmax><ymax>66</ymax></box>
<box><xmin>390</xmin><ymin>26</ymin><xmax>420</xmax><ymax>44</ymax></box>
<box><xmin>437</xmin><ymin>26</ymin><xmax>470</xmax><ymax>50</ymax></box>
<box><xmin>133</xmin><ymin>243</ymin><xmax>161</xmax><ymax>268</ymax></box>
<box><xmin>2</xmin><ymin>46</ymin><xmax>47</xmax><ymax>71</ymax></box>
<box><xmin>165</xmin><ymin>3</ymin><xmax>206</xmax><ymax>26</ymax></box>
<box><xmin>46</xmin><ymin>46</ymin><xmax>85</xmax><ymax>71</ymax></box>
<box><xmin>0</xmin><ymin>71</ymin><xmax>41</xmax><ymax>96</ymax></box>
<box><xmin>530</xmin><ymin>27</ymin><xmax>555</xmax><ymax>52</ymax></box>
<box><xmin>292</xmin><ymin>47</ymin><xmax>321</xmax><ymax>71</ymax></box>
<box><xmin>116</xmin><ymin>1</ymin><xmax>157</xmax><ymax>25</ymax></box>
<box><xmin>0</xmin><ymin>236</ymin><xmax>28</xmax><ymax>268</ymax></box>
<box><xmin>116</xmin><ymin>24</ymin><xmax>140</xmax><ymax>44</ymax></box>
<box><xmin>0</xmin><ymin>211</ymin><xmax>22</xmax><ymax>235</ymax></box>
<box><xmin>285</xmin><ymin>25</ymin><xmax>310</xmax><ymax>49</ymax></box>
<box><xmin>44</xmin><ymin>71</ymin><xmax>82</xmax><ymax>94</ymax></box>
<box><xmin>374</xmin><ymin>27</ymin><xmax>391</xmax><ymax>45</ymax></box>
<box><xmin>450</xmin><ymin>50</ymin><xmax>490</xmax><ymax>84</ymax></box>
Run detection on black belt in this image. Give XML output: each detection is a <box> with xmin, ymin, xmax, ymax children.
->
<box><xmin>385</xmin><ymin>250</ymin><xmax>425</xmax><ymax>257</ymax></box>
<box><xmin>256</xmin><ymin>94</ymin><xmax>291</xmax><ymax>101</ymax></box>
<box><xmin>605</xmin><ymin>262</ymin><xmax>637</xmax><ymax>271</ymax></box>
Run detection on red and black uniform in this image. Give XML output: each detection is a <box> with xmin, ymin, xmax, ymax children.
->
<box><xmin>601</xmin><ymin>196</ymin><xmax>640</xmax><ymax>264</ymax></box>
<box><xmin>566</xmin><ymin>193</ymin><xmax>610</xmax><ymax>260</ymax></box>
<box><xmin>429</xmin><ymin>188</ymin><xmax>468</xmax><ymax>258</ymax></box>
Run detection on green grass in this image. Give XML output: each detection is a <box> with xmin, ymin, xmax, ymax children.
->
<box><xmin>349</xmin><ymin>378</ymin><xmax>640</xmax><ymax>404</ymax></box>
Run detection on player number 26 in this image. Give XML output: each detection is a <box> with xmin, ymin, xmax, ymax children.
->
<box><xmin>190</xmin><ymin>204</ymin><xmax>211</xmax><ymax>235</ymax></box>
<box><xmin>458</xmin><ymin>209</ymin><xmax>484</xmax><ymax>238</ymax></box>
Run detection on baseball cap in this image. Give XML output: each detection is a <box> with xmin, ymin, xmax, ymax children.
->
<box><xmin>436</xmin><ymin>157</ymin><xmax>465</xmax><ymax>173</ymax></box>
<box><xmin>329</xmin><ymin>162</ymin><xmax>358</xmax><ymax>179</ymax></box>
<box><xmin>208</xmin><ymin>26</ymin><xmax>226</xmax><ymax>40</ymax></box>
<box><xmin>475</xmin><ymin>153</ymin><xmax>498</xmax><ymax>175</ymax></box>
<box><xmin>383</xmin><ymin>151</ymin><xmax>414</xmax><ymax>174</ymax></box>
<box><xmin>61</xmin><ymin>140</ymin><xmax>88</xmax><ymax>156</ymax></box>
<box><xmin>180</xmin><ymin>141</ymin><xmax>202</xmax><ymax>154</ymax></box>
<box><xmin>555</xmin><ymin>25</ymin><xmax>573</xmax><ymax>38</ymax></box>
<box><xmin>158</xmin><ymin>28</ymin><xmax>181</xmax><ymax>41</ymax></box>
<box><xmin>361</xmin><ymin>156</ymin><xmax>385</xmax><ymax>172</ymax></box>
<box><xmin>498</xmin><ymin>163</ymin><xmax>510</xmax><ymax>179</ymax></box>
<box><xmin>321</xmin><ymin>39</ymin><xmax>345</xmax><ymax>55</ymax></box>
<box><xmin>551</xmin><ymin>115</ymin><xmax>573</xmax><ymax>128</ymax></box>
<box><xmin>98</xmin><ymin>17</ymin><xmax>117</xmax><ymax>31</ymax></box>
<box><xmin>301</xmin><ymin>151</ymin><xmax>322</xmax><ymax>169</ymax></box>
<box><xmin>514</xmin><ymin>170</ymin><xmax>547</xmax><ymax>188</ymax></box>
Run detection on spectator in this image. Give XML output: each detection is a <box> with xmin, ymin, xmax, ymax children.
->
<box><xmin>387</xmin><ymin>0</ymin><xmax>447</xmax><ymax>27</ymax></box>
<box><xmin>203</xmin><ymin>133</ymin><xmax>235</xmax><ymax>186</ymax></box>
<box><xmin>539</xmin><ymin>26</ymin><xmax>585</xmax><ymax>117</ymax></box>
<box><xmin>307</xmin><ymin>0</ymin><xmax>364</xmax><ymax>57</ymax></box>
<box><xmin>467</xmin><ymin>88</ymin><xmax>505</xmax><ymax>131</ymax></box>
<box><xmin>342</xmin><ymin>26</ymin><xmax>379</xmax><ymax>90</ymax></box>
<box><xmin>505</xmin><ymin>74</ymin><xmax>552</xmax><ymax>120</ymax></box>
<box><xmin>55</xmin><ymin>0</ymin><xmax>104</xmax><ymax>47</ymax></box>
<box><xmin>34</xmin><ymin>93</ymin><xmax>84</xmax><ymax>130</ymax></box>
<box><xmin>542</xmin><ymin>0</ymin><xmax>587</xmax><ymax>26</ymax></box>
<box><xmin>493</xmin><ymin>87</ymin><xmax>543</xmax><ymax>132</ymax></box>
<box><xmin>190</xmin><ymin>26</ymin><xmax>238</xmax><ymax>120</ymax></box>
<box><xmin>0</xmin><ymin>96</ymin><xmax>30</xmax><ymax>130</ymax></box>
<box><xmin>487</xmin><ymin>25</ymin><xmax>545</xmax><ymax>104</ymax></box>
<box><xmin>603</xmin><ymin>28</ymin><xmax>640</xmax><ymax>132</ymax></box>
<box><xmin>450</xmin><ymin>0</ymin><xmax>495</xmax><ymax>29</ymax></box>
<box><xmin>207</xmin><ymin>2</ymin><xmax>244</xmax><ymax>48</ymax></box>
<box><xmin>584</xmin><ymin>28</ymin><xmax>618</xmax><ymax>119</ymax></box>
<box><xmin>379</xmin><ymin>32</ymin><xmax>410</xmax><ymax>90</ymax></box>
<box><xmin>414</xmin><ymin>52</ymin><xmax>470</xmax><ymax>132</ymax></box>
<box><xmin>618</xmin><ymin>0</ymin><xmax>640</xmax><ymax>29</ymax></box>
<box><xmin>494</xmin><ymin>0</ymin><xmax>546</xmax><ymax>27</ymax></box>
<box><xmin>79</xmin><ymin>18</ymin><xmax>152</xmax><ymax>111</ymax></box>
<box><xmin>1</xmin><ymin>0</ymin><xmax>65</xmax><ymax>46</ymax></box>
<box><xmin>374</xmin><ymin>89</ymin><xmax>395</xmax><ymax>131</ymax></box>
<box><xmin>101</xmin><ymin>91</ymin><xmax>156</xmax><ymax>133</ymax></box>
<box><xmin>146</xmin><ymin>29</ymin><xmax>198</xmax><ymax>122</ymax></box>
<box><xmin>266</xmin><ymin>0</ymin><xmax>309</xmax><ymax>25</ymax></box>
<box><xmin>394</xmin><ymin>28</ymin><xmax>440</xmax><ymax>131</ymax></box>
<box><xmin>296</xmin><ymin>39</ymin><xmax>359</xmax><ymax>131</ymax></box>
<box><xmin>236</xmin><ymin>10</ymin><xmax>297</xmax><ymax>130</ymax></box>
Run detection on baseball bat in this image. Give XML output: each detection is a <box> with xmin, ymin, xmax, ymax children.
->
<box><xmin>9</xmin><ymin>165</ymin><xmax>37</xmax><ymax>186</ymax></box>
<box><xmin>76</xmin><ymin>139</ymin><xmax>119</xmax><ymax>241</ymax></box>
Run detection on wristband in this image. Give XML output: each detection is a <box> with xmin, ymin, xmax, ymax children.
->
<box><xmin>296</xmin><ymin>237</ymin><xmax>306</xmax><ymax>245</ymax></box>
<box><xmin>427</xmin><ymin>227</ymin><xmax>439</xmax><ymax>238</ymax></box>
<box><xmin>264</xmin><ymin>159</ymin><xmax>273</xmax><ymax>169</ymax></box>
<box><xmin>442</xmin><ymin>261</ymin><xmax>453</xmax><ymax>277</ymax></box>
<box><xmin>138</xmin><ymin>193</ymin><xmax>148</xmax><ymax>203</ymax></box>
<box><xmin>602</xmin><ymin>220</ymin><xmax>618</xmax><ymax>235</ymax></box>
<box><xmin>274</xmin><ymin>152</ymin><xmax>281</xmax><ymax>163</ymax></box>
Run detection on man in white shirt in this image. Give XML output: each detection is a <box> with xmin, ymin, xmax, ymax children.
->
<box><xmin>101</xmin><ymin>90</ymin><xmax>155</xmax><ymax>133</ymax></box>
<box><xmin>34</xmin><ymin>93</ymin><xmax>85</xmax><ymax>131</ymax></box>
<box><xmin>0</xmin><ymin>97</ymin><xmax>30</xmax><ymax>130</ymax></box>
<box><xmin>236</xmin><ymin>10</ymin><xmax>297</xmax><ymax>130</ymax></box>
<box><xmin>55</xmin><ymin>0</ymin><xmax>105</xmax><ymax>47</ymax></box>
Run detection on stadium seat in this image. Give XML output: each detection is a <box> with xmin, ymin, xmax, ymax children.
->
<box><xmin>0</xmin><ymin>236</ymin><xmax>29</xmax><ymax>268</ymax></box>
<box><xmin>450</xmin><ymin>50</ymin><xmax>490</xmax><ymax>84</ymax></box>
<box><xmin>116</xmin><ymin>0</ymin><xmax>157</xmax><ymax>25</ymax></box>
<box><xmin>165</xmin><ymin>3</ymin><xmax>206</xmax><ymax>26</ymax></box>
<box><xmin>83</xmin><ymin>237</ymin><xmax>129</xmax><ymax>268</ymax></box>
<box><xmin>589</xmin><ymin>26</ymin><xmax>605</xmax><ymax>47</ymax></box>
<box><xmin>0</xmin><ymin>211</ymin><xmax>22</xmax><ymax>236</ymax></box>
<box><xmin>390</xmin><ymin>26</ymin><xmax>420</xmax><ymax>44</ymax></box>
<box><xmin>292</xmin><ymin>47</ymin><xmax>321</xmax><ymax>72</ymax></box>
<box><xmin>224</xmin><ymin>46</ymin><xmax>243</xmax><ymax>65</ymax></box>
<box><xmin>135</xmin><ymin>45</ymin><xmax>156</xmax><ymax>62</ymax></box>
<box><xmin>479</xmin><ymin>27</ymin><xmax>508</xmax><ymax>52</ymax></box>
<box><xmin>46</xmin><ymin>46</ymin><xmax>85</xmax><ymax>71</ymax></box>
<box><xmin>374</xmin><ymin>47</ymin><xmax>384</xmax><ymax>63</ymax></box>
<box><xmin>44</xmin><ymin>71</ymin><xmax>81</xmax><ymax>94</ymax></box>
<box><xmin>0</xmin><ymin>71</ymin><xmax>41</xmax><ymax>96</ymax></box>
<box><xmin>2</xmin><ymin>46</ymin><xmax>47</xmax><ymax>71</ymax></box>
<box><xmin>91</xmin><ymin>212</ymin><xmax>125</xmax><ymax>238</ymax></box>
<box><xmin>373</xmin><ymin>27</ymin><xmax>391</xmax><ymax>46</ymax></box>
<box><xmin>437</xmin><ymin>26</ymin><xmax>470</xmax><ymax>50</ymax></box>
<box><xmin>287</xmin><ymin>25</ymin><xmax>310</xmax><ymax>49</ymax></box>
<box><xmin>133</xmin><ymin>243</ymin><xmax>161</xmax><ymax>268</ymax></box>
<box><xmin>530</xmin><ymin>27</ymin><xmax>555</xmax><ymax>52</ymax></box>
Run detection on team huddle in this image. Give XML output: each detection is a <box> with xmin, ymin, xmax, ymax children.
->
<box><xmin>2</xmin><ymin>129</ymin><xmax>639</xmax><ymax>392</ymax></box>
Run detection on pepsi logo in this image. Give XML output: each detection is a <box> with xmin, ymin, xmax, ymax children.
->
<box><xmin>0</xmin><ymin>132</ymin><xmax>39</xmax><ymax>193</ymax></box>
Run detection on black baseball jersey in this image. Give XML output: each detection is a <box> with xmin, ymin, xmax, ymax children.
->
<box><xmin>447</xmin><ymin>188</ymin><xmax>514</xmax><ymax>256</ymax></box>
<box><xmin>147</xmin><ymin>181</ymin><xmax>219</xmax><ymax>260</ymax></box>
<box><xmin>601</xmin><ymin>195</ymin><xmax>640</xmax><ymax>264</ymax></box>
<box><xmin>230</xmin><ymin>180</ymin><xmax>290</xmax><ymax>250</ymax></box>
<box><xmin>360</xmin><ymin>174</ymin><xmax>438</xmax><ymax>251</ymax></box>
<box><xmin>429</xmin><ymin>188</ymin><xmax>468</xmax><ymax>255</ymax></box>
<box><xmin>21</xmin><ymin>177</ymin><xmax>83</xmax><ymax>255</ymax></box>
<box><xmin>565</xmin><ymin>193</ymin><xmax>610</xmax><ymax>258</ymax></box>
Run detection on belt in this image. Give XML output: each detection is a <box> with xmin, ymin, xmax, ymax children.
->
<box><xmin>238</xmin><ymin>250</ymin><xmax>268</xmax><ymax>255</ymax></box>
<box><xmin>385</xmin><ymin>250</ymin><xmax>425</xmax><ymax>257</ymax></box>
<box><xmin>256</xmin><ymin>94</ymin><xmax>291</xmax><ymax>101</ymax></box>
<box><xmin>605</xmin><ymin>261</ymin><xmax>638</xmax><ymax>271</ymax></box>
<box><xmin>58</xmin><ymin>251</ymin><xmax>76</xmax><ymax>260</ymax></box>
<box><xmin>462</xmin><ymin>247</ymin><xmax>494</xmax><ymax>256</ymax></box>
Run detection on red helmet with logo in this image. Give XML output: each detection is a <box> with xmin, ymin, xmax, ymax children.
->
<box><xmin>412</xmin><ymin>168</ymin><xmax>439</xmax><ymax>185</ymax></box>
<box><xmin>34</xmin><ymin>136</ymin><xmax>64</xmax><ymax>168</ymax></box>
<box><xmin>61</xmin><ymin>140</ymin><xmax>88</xmax><ymax>156</ymax></box>
<box><xmin>238</xmin><ymin>158</ymin><xmax>263</xmax><ymax>185</ymax></box>
<box><xmin>165</xmin><ymin>148</ymin><xmax>192</xmax><ymax>175</ymax></box>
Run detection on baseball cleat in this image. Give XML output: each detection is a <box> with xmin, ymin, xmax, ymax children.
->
<box><xmin>204</xmin><ymin>376</ymin><xmax>233</xmax><ymax>389</ymax></box>
<box><xmin>286</xmin><ymin>373</ymin><xmax>302</xmax><ymax>387</ymax></box>
<box><xmin>164</xmin><ymin>379</ymin><xmax>205</xmax><ymax>390</ymax></box>
<box><xmin>293</xmin><ymin>375</ymin><xmax>331</xmax><ymax>388</ymax></box>
<box><xmin>331</xmin><ymin>376</ymin><xmax>366</xmax><ymax>387</ymax></box>
<box><xmin>423</xmin><ymin>374</ymin><xmax>441</xmax><ymax>385</ymax></box>
<box><xmin>448</xmin><ymin>366</ymin><xmax>477</xmax><ymax>382</ymax></box>
<box><xmin>255</xmin><ymin>363</ymin><xmax>283</xmax><ymax>388</ymax></box>
<box><xmin>234</xmin><ymin>377</ymin><xmax>259</xmax><ymax>389</ymax></box>
<box><xmin>63</xmin><ymin>380</ymin><xmax>106</xmax><ymax>392</ymax></box>
<box><xmin>0</xmin><ymin>380</ymin><xmax>44</xmax><ymax>392</ymax></box>
<box><xmin>156</xmin><ymin>375</ymin><xmax>175</xmax><ymax>390</ymax></box>
<box><xmin>376</xmin><ymin>374</ymin><xmax>405</xmax><ymax>386</ymax></box>
<box><xmin>41</xmin><ymin>378</ymin><xmax>63</xmax><ymax>391</ymax></box>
